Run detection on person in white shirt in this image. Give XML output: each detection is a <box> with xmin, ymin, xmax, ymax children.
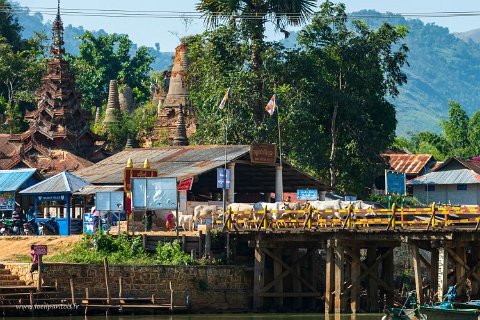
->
<box><xmin>91</xmin><ymin>206</ymin><xmax>100</xmax><ymax>234</ymax></box>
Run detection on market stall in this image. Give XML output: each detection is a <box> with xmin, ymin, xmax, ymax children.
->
<box><xmin>0</xmin><ymin>169</ymin><xmax>43</xmax><ymax>215</ymax></box>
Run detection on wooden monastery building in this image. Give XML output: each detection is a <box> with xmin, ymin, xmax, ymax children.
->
<box><xmin>0</xmin><ymin>3</ymin><xmax>107</xmax><ymax>175</ymax></box>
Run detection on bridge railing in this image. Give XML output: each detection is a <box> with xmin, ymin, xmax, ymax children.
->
<box><xmin>215</xmin><ymin>203</ymin><xmax>480</xmax><ymax>231</ymax></box>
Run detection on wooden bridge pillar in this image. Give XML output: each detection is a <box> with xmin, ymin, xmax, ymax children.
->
<box><xmin>367</xmin><ymin>246</ymin><xmax>378</xmax><ymax>312</ymax></box>
<box><xmin>350</xmin><ymin>246</ymin><xmax>361</xmax><ymax>314</ymax></box>
<box><xmin>430</xmin><ymin>248</ymin><xmax>439</xmax><ymax>297</ymax></box>
<box><xmin>253</xmin><ymin>241</ymin><xmax>265</xmax><ymax>310</ymax></box>
<box><xmin>325</xmin><ymin>241</ymin><xmax>334</xmax><ymax>313</ymax></box>
<box><xmin>455</xmin><ymin>246</ymin><xmax>467</xmax><ymax>296</ymax></box>
<box><xmin>273</xmin><ymin>248</ymin><xmax>284</xmax><ymax>308</ymax></box>
<box><xmin>334</xmin><ymin>243</ymin><xmax>345</xmax><ymax>313</ymax></box>
<box><xmin>382</xmin><ymin>247</ymin><xmax>394</xmax><ymax>308</ymax></box>
<box><xmin>412</xmin><ymin>243</ymin><xmax>424</xmax><ymax>305</ymax></box>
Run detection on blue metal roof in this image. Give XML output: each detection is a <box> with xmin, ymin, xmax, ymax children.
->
<box><xmin>408</xmin><ymin>169</ymin><xmax>480</xmax><ymax>185</ymax></box>
<box><xmin>20</xmin><ymin>171</ymin><xmax>92</xmax><ymax>194</ymax></box>
<box><xmin>0</xmin><ymin>169</ymin><xmax>42</xmax><ymax>192</ymax></box>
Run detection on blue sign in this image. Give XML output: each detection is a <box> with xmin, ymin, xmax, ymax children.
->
<box><xmin>386</xmin><ymin>171</ymin><xmax>406</xmax><ymax>195</ymax></box>
<box><xmin>297</xmin><ymin>189</ymin><xmax>318</xmax><ymax>201</ymax></box>
<box><xmin>37</xmin><ymin>194</ymin><xmax>66</xmax><ymax>202</ymax></box>
<box><xmin>345</xmin><ymin>195</ymin><xmax>357</xmax><ymax>202</ymax></box>
<box><xmin>217</xmin><ymin>169</ymin><xmax>230</xmax><ymax>189</ymax></box>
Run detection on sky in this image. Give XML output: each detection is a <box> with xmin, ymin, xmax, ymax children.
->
<box><xmin>15</xmin><ymin>0</ymin><xmax>480</xmax><ymax>51</ymax></box>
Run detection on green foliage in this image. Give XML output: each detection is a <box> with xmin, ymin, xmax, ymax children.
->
<box><xmin>188</xmin><ymin>2</ymin><xmax>408</xmax><ymax>196</ymax></box>
<box><xmin>46</xmin><ymin>233</ymin><xmax>153</xmax><ymax>264</ymax></box>
<box><xmin>367</xmin><ymin>194</ymin><xmax>424</xmax><ymax>207</ymax></box>
<box><xmin>156</xmin><ymin>240</ymin><xmax>195</xmax><ymax>266</ymax></box>
<box><xmin>0</xmin><ymin>0</ymin><xmax>25</xmax><ymax>51</ymax></box>
<box><xmin>441</xmin><ymin>100</ymin><xmax>469</xmax><ymax>156</ymax></box>
<box><xmin>68</xmin><ymin>32</ymin><xmax>154</xmax><ymax>111</ymax></box>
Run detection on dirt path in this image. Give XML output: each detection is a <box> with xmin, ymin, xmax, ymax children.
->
<box><xmin>0</xmin><ymin>235</ymin><xmax>82</xmax><ymax>262</ymax></box>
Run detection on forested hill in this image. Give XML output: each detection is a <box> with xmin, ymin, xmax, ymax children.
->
<box><xmin>15</xmin><ymin>6</ymin><xmax>174</xmax><ymax>71</ymax></box>
<box><xmin>284</xmin><ymin>10</ymin><xmax>480</xmax><ymax>137</ymax></box>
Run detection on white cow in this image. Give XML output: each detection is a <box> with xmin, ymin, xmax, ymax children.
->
<box><xmin>308</xmin><ymin>200</ymin><xmax>343</xmax><ymax>219</ymax></box>
<box><xmin>179</xmin><ymin>214</ymin><xmax>194</xmax><ymax>231</ymax></box>
<box><xmin>253</xmin><ymin>202</ymin><xmax>288</xmax><ymax>221</ymax></box>
<box><xmin>226</xmin><ymin>203</ymin><xmax>256</xmax><ymax>227</ymax></box>
<box><xmin>193</xmin><ymin>205</ymin><xmax>221</xmax><ymax>224</ymax></box>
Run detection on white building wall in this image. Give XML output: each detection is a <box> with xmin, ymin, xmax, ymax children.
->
<box><xmin>412</xmin><ymin>184</ymin><xmax>479</xmax><ymax>205</ymax></box>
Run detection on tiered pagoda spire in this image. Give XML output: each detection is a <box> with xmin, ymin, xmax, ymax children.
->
<box><xmin>0</xmin><ymin>0</ymin><xmax>107</xmax><ymax>174</ymax></box>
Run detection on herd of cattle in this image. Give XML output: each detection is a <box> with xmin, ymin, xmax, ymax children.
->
<box><xmin>177</xmin><ymin>200</ymin><xmax>377</xmax><ymax>231</ymax></box>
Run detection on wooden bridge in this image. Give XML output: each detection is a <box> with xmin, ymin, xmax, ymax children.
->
<box><xmin>214</xmin><ymin>204</ymin><xmax>480</xmax><ymax>313</ymax></box>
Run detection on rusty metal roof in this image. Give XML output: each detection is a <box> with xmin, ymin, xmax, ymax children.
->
<box><xmin>382</xmin><ymin>154</ymin><xmax>433</xmax><ymax>174</ymax></box>
<box><xmin>76</xmin><ymin>145</ymin><xmax>251</xmax><ymax>185</ymax></box>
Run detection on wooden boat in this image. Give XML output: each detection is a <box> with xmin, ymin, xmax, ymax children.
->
<box><xmin>419</xmin><ymin>303</ymin><xmax>480</xmax><ymax>320</ymax></box>
<box><xmin>389</xmin><ymin>307</ymin><xmax>420</xmax><ymax>320</ymax></box>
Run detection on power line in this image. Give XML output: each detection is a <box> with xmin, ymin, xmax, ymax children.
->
<box><xmin>4</xmin><ymin>5</ymin><xmax>480</xmax><ymax>20</ymax></box>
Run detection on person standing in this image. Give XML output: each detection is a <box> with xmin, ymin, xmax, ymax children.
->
<box><xmin>26</xmin><ymin>204</ymin><xmax>36</xmax><ymax>221</ymax></box>
<box><xmin>11</xmin><ymin>206</ymin><xmax>23</xmax><ymax>234</ymax></box>
<box><xmin>92</xmin><ymin>206</ymin><xmax>100</xmax><ymax>234</ymax></box>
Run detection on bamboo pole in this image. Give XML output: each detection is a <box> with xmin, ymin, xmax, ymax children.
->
<box><xmin>104</xmin><ymin>257</ymin><xmax>111</xmax><ymax>304</ymax></box>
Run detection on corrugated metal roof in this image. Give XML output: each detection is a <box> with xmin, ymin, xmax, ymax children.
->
<box><xmin>20</xmin><ymin>171</ymin><xmax>92</xmax><ymax>194</ymax></box>
<box><xmin>408</xmin><ymin>168</ymin><xmax>480</xmax><ymax>185</ymax></box>
<box><xmin>0</xmin><ymin>169</ymin><xmax>42</xmax><ymax>192</ymax></box>
<box><xmin>73</xmin><ymin>185</ymin><xmax>123</xmax><ymax>195</ymax></box>
<box><xmin>382</xmin><ymin>154</ymin><xmax>433</xmax><ymax>174</ymax></box>
<box><xmin>76</xmin><ymin>145</ymin><xmax>251</xmax><ymax>185</ymax></box>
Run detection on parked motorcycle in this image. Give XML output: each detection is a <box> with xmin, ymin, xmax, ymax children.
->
<box><xmin>39</xmin><ymin>217</ymin><xmax>59</xmax><ymax>235</ymax></box>
<box><xmin>0</xmin><ymin>217</ymin><xmax>18</xmax><ymax>235</ymax></box>
<box><xmin>23</xmin><ymin>218</ymin><xmax>39</xmax><ymax>235</ymax></box>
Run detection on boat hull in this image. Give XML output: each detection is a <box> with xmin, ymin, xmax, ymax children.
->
<box><xmin>420</xmin><ymin>306</ymin><xmax>480</xmax><ymax>320</ymax></box>
<box><xmin>390</xmin><ymin>307</ymin><xmax>420</xmax><ymax>320</ymax></box>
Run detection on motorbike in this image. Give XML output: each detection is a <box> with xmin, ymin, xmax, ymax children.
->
<box><xmin>23</xmin><ymin>218</ymin><xmax>39</xmax><ymax>235</ymax></box>
<box><xmin>39</xmin><ymin>217</ymin><xmax>59</xmax><ymax>235</ymax></box>
<box><xmin>0</xmin><ymin>217</ymin><xmax>19</xmax><ymax>235</ymax></box>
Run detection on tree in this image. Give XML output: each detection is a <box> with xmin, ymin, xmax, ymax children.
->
<box><xmin>468</xmin><ymin>111</ymin><xmax>480</xmax><ymax>156</ymax></box>
<box><xmin>0</xmin><ymin>34</ymin><xmax>46</xmax><ymax>132</ymax></box>
<box><xmin>288</xmin><ymin>1</ymin><xmax>408</xmax><ymax>192</ymax></box>
<box><xmin>196</xmin><ymin>0</ymin><xmax>316</xmax><ymax>123</ymax></box>
<box><xmin>69</xmin><ymin>32</ymin><xmax>154</xmax><ymax>111</ymax></box>
<box><xmin>0</xmin><ymin>0</ymin><xmax>25</xmax><ymax>51</ymax></box>
<box><xmin>441</xmin><ymin>100</ymin><xmax>469</xmax><ymax>156</ymax></box>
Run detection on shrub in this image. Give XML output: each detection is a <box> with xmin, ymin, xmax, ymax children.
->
<box><xmin>156</xmin><ymin>240</ymin><xmax>195</xmax><ymax>266</ymax></box>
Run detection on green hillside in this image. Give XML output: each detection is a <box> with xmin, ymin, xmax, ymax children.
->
<box><xmin>455</xmin><ymin>28</ymin><xmax>480</xmax><ymax>44</ymax></box>
<box><xmin>284</xmin><ymin>10</ymin><xmax>480</xmax><ymax>136</ymax></box>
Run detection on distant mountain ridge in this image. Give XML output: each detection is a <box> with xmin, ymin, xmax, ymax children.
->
<box><xmin>14</xmin><ymin>6</ymin><xmax>174</xmax><ymax>71</ymax></box>
<box><xmin>454</xmin><ymin>28</ymin><xmax>480</xmax><ymax>44</ymax></box>
<box><xmin>284</xmin><ymin>10</ymin><xmax>480</xmax><ymax>136</ymax></box>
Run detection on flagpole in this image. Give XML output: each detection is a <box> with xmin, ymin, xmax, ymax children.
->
<box><xmin>222</xmin><ymin>92</ymin><xmax>228</xmax><ymax>225</ymax></box>
<box><xmin>275</xmin><ymin>94</ymin><xmax>283</xmax><ymax>202</ymax></box>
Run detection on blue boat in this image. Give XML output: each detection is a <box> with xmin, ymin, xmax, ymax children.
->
<box><xmin>419</xmin><ymin>286</ymin><xmax>480</xmax><ymax>320</ymax></box>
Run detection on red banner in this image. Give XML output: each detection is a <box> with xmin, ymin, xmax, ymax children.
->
<box><xmin>177</xmin><ymin>177</ymin><xmax>194</xmax><ymax>191</ymax></box>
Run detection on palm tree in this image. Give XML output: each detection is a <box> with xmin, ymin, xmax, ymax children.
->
<box><xmin>196</xmin><ymin>0</ymin><xmax>317</xmax><ymax>122</ymax></box>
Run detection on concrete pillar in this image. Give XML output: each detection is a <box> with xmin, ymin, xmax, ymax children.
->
<box><xmin>438</xmin><ymin>246</ymin><xmax>449</xmax><ymax>301</ymax></box>
<box><xmin>228</xmin><ymin>162</ymin><xmax>235</xmax><ymax>203</ymax></box>
<box><xmin>275</xmin><ymin>164</ymin><xmax>283</xmax><ymax>202</ymax></box>
<box><xmin>179</xmin><ymin>190</ymin><xmax>187</xmax><ymax>213</ymax></box>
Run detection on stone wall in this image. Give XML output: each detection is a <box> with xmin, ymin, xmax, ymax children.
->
<box><xmin>5</xmin><ymin>263</ymin><xmax>252</xmax><ymax>311</ymax></box>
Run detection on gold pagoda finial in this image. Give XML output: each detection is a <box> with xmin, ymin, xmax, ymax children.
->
<box><xmin>126</xmin><ymin>158</ymin><xmax>133</xmax><ymax>168</ymax></box>
<box><xmin>143</xmin><ymin>158</ymin><xmax>150</xmax><ymax>169</ymax></box>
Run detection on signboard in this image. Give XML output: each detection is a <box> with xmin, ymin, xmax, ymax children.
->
<box><xmin>123</xmin><ymin>167</ymin><xmax>158</xmax><ymax>192</ymax></box>
<box><xmin>132</xmin><ymin>177</ymin><xmax>177</xmax><ymax>210</ymax></box>
<box><xmin>177</xmin><ymin>177</ymin><xmax>194</xmax><ymax>191</ymax></box>
<box><xmin>96</xmin><ymin>191</ymin><xmax>125</xmax><ymax>211</ymax></box>
<box><xmin>37</xmin><ymin>194</ymin><xmax>66</xmax><ymax>202</ymax></box>
<box><xmin>216</xmin><ymin>169</ymin><xmax>230</xmax><ymax>189</ymax></box>
<box><xmin>250</xmin><ymin>144</ymin><xmax>277</xmax><ymax>164</ymax></box>
<box><xmin>297</xmin><ymin>189</ymin><xmax>318</xmax><ymax>201</ymax></box>
<box><xmin>385</xmin><ymin>170</ymin><xmax>406</xmax><ymax>195</ymax></box>
<box><xmin>345</xmin><ymin>195</ymin><xmax>357</xmax><ymax>202</ymax></box>
<box><xmin>0</xmin><ymin>192</ymin><xmax>15</xmax><ymax>211</ymax></box>
<box><xmin>33</xmin><ymin>245</ymin><xmax>47</xmax><ymax>255</ymax></box>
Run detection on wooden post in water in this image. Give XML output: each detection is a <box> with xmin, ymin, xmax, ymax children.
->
<box><xmin>119</xmin><ymin>276</ymin><xmax>123</xmax><ymax>299</ymax></box>
<box><xmin>412</xmin><ymin>243</ymin><xmax>424</xmax><ymax>305</ymax></box>
<box><xmin>253</xmin><ymin>241</ymin><xmax>265</xmax><ymax>310</ymax></box>
<box><xmin>334</xmin><ymin>242</ymin><xmax>345</xmax><ymax>313</ymax></box>
<box><xmin>273</xmin><ymin>248</ymin><xmax>284</xmax><ymax>308</ymax></box>
<box><xmin>455</xmin><ymin>246</ymin><xmax>467</xmax><ymax>296</ymax></box>
<box><xmin>104</xmin><ymin>257</ymin><xmax>111</xmax><ymax>304</ymax></box>
<box><xmin>198</xmin><ymin>230</ymin><xmax>203</xmax><ymax>257</ymax></box>
<box><xmin>70</xmin><ymin>278</ymin><xmax>75</xmax><ymax>304</ymax></box>
<box><xmin>325</xmin><ymin>241</ymin><xmax>334</xmax><ymax>313</ymax></box>
<box><xmin>350</xmin><ymin>246</ymin><xmax>361</xmax><ymax>314</ymax></box>
<box><xmin>367</xmin><ymin>246</ymin><xmax>378</xmax><ymax>312</ymax></box>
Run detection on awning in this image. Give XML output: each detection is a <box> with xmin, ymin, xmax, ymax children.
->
<box><xmin>0</xmin><ymin>169</ymin><xmax>43</xmax><ymax>192</ymax></box>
